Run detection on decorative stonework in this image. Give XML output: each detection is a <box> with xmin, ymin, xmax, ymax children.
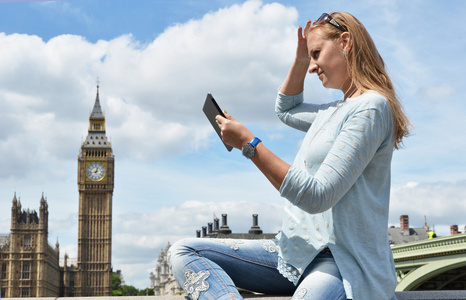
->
<box><xmin>76</xmin><ymin>84</ymin><xmax>114</xmax><ymax>296</ymax></box>
<box><xmin>392</xmin><ymin>234</ymin><xmax>466</xmax><ymax>262</ymax></box>
<box><xmin>0</xmin><ymin>195</ymin><xmax>60</xmax><ymax>298</ymax></box>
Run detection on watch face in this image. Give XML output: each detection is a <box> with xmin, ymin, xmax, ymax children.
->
<box><xmin>242</xmin><ymin>144</ymin><xmax>255</xmax><ymax>158</ymax></box>
<box><xmin>86</xmin><ymin>163</ymin><xmax>105</xmax><ymax>181</ymax></box>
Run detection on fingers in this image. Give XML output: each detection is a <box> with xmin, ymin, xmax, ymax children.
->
<box><xmin>215</xmin><ymin>113</ymin><xmax>236</xmax><ymax>130</ymax></box>
<box><xmin>303</xmin><ymin>19</ymin><xmax>313</xmax><ymax>37</ymax></box>
<box><xmin>215</xmin><ymin>114</ymin><xmax>226</xmax><ymax>125</ymax></box>
<box><xmin>224</xmin><ymin>111</ymin><xmax>236</xmax><ymax>122</ymax></box>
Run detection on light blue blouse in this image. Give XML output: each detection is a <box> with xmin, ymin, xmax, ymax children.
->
<box><xmin>275</xmin><ymin>91</ymin><xmax>397</xmax><ymax>300</ymax></box>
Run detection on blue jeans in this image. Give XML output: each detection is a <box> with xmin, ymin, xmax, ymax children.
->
<box><xmin>169</xmin><ymin>238</ymin><xmax>348</xmax><ymax>300</ymax></box>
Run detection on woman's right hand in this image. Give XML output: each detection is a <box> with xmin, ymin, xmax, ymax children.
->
<box><xmin>279</xmin><ymin>20</ymin><xmax>313</xmax><ymax>95</ymax></box>
<box><xmin>295</xmin><ymin>20</ymin><xmax>313</xmax><ymax>64</ymax></box>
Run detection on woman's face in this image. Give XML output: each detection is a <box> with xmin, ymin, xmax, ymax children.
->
<box><xmin>307</xmin><ymin>29</ymin><xmax>351</xmax><ymax>92</ymax></box>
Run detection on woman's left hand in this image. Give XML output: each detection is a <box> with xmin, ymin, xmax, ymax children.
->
<box><xmin>215</xmin><ymin>112</ymin><xmax>254</xmax><ymax>150</ymax></box>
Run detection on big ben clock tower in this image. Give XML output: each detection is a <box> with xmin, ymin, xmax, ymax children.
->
<box><xmin>77</xmin><ymin>83</ymin><xmax>114</xmax><ymax>296</ymax></box>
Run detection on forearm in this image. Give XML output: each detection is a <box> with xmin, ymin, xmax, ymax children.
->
<box><xmin>279</xmin><ymin>59</ymin><xmax>309</xmax><ymax>95</ymax></box>
<box><xmin>250</xmin><ymin>143</ymin><xmax>290</xmax><ymax>191</ymax></box>
<box><xmin>216</xmin><ymin>113</ymin><xmax>291</xmax><ymax>190</ymax></box>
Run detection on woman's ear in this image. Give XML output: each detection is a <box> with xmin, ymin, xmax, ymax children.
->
<box><xmin>340</xmin><ymin>32</ymin><xmax>352</xmax><ymax>53</ymax></box>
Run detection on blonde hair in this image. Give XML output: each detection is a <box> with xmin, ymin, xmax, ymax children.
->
<box><xmin>310</xmin><ymin>12</ymin><xmax>411</xmax><ymax>149</ymax></box>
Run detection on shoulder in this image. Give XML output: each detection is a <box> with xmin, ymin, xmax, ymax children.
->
<box><xmin>352</xmin><ymin>91</ymin><xmax>389</xmax><ymax>111</ymax></box>
<box><xmin>344</xmin><ymin>91</ymin><xmax>391</xmax><ymax>121</ymax></box>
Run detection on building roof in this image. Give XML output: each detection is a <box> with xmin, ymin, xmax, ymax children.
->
<box><xmin>83</xmin><ymin>132</ymin><xmax>111</xmax><ymax>148</ymax></box>
<box><xmin>90</xmin><ymin>85</ymin><xmax>105</xmax><ymax>120</ymax></box>
<box><xmin>388</xmin><ymin>227</ymin><xmax>429</xmax><ymax>245</ymax></box>
<box><xmin>82</xmin><ymin>86</ymin><xmax>112</xmax><ymax>149</ymax></box>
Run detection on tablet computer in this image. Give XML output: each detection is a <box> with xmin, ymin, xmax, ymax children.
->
<box><xmin>202</xmin><ymin>93</ymin><xmax>233</xmax><ymax>152</ymax></box>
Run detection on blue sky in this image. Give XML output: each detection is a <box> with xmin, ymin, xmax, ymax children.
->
<box><xmin>0</xmin><ymin>0</ymin><xmax>465</xmax><ymax>289</ymax></box>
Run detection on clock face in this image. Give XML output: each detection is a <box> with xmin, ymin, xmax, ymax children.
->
<box><xmin>86</xmin><ymin>163</ymin><xmax>105</xmax><ymax>181</ymax></box>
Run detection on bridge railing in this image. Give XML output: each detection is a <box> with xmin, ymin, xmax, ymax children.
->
<box><xmin>392</xmin><ymin>233</ymin><xmax>466</xmax><ymax>261</ymax></box>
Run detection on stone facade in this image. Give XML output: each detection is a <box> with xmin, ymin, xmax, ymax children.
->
<box><xmin>0</xmin><ymin>84</ymin><xmax>114</xmax><ymax>298</ymax></box>
<box><xmin>0</xmin><ymin>194</ymin><xmax>61</xmax><ymax>298</ymax></box>
<box><xmin>150</xmin><ymin>243</ymin><xmax>181</xmax><ymax>296</ymax></box>
<box><xmin>75</xmin><ymin>84</ymin><xmax>114</xmax><ymax>296</ymax></box>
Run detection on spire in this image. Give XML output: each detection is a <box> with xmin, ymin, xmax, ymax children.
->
<box><xmin>40</xmin><ymin>192</ymin><xmax>48</xmax><ymax>210</ymax></box>
<box><xmin>83</xmin><ymin>80</ymin><xmax>111</xmax><ymax>149</ymax></box>
<box><xmin>90</xmin><ymin>78</ymin><xmax>104</xmax><ymax>120</ymax></box>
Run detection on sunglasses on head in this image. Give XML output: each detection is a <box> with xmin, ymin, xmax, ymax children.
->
<box><xmin>315</xmin><ymin>13</ymin><xmax>346</xmax><ymax>32</ymax></box>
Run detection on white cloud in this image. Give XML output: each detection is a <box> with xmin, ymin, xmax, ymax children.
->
<box><xmin>389</xmin><ymin>180</ymin><xmax>466</xmax><ymax>236</ymax></box>
<box><xmin>0</xmin><ymin>1</ymin><xmax>304</xmax><ymax>170</ymax></box>
<box><xmin>419</xmin><ymin>83</ymin><xmax>456</xmax><ymax>102</ymax></box>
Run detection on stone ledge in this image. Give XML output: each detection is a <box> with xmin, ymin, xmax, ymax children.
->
<box><xmin>5</xmin><ymin>292</ymin><xmax>466</xmax><ymax>300</ymax></box>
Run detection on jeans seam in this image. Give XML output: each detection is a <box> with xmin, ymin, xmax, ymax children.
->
<box><xmin>193</xmin><ymin>250</ymin><xmax>240</xmax><ymax>299</ymax></box>
<box><xmin>194</xmin><ymin>247</ymin><xmax>277</xmax><ymax>269</ymax></box>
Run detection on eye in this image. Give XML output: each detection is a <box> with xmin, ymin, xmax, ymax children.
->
<box><xmin>311</xmin><ymin>50</ymin><xmax>320</xmax><ymax>59</ymax></box>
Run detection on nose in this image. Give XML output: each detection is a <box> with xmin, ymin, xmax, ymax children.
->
<box><xmin>308</xmin><ymin>62</ymin><xmax>318</xmax><ymax>74</ymax></box>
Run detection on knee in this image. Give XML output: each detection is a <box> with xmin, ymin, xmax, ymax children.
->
<box><xmin>169</xmin><ymin>238</ymin><xmax>198</xmax><ymax>267</ymax></box>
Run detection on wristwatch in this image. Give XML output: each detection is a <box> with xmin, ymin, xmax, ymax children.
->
<box><xmin>242</xmin><ymin>137</ymin><xmax>261</xmax><ymax>159</ymax></box>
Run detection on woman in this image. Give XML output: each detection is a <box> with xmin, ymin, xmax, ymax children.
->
<box><xmin>170</xmin><ymin>12</ymin><xmax>410</xmax><ymax>300</ymax></box>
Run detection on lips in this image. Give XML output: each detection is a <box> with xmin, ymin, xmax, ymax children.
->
<box><xmin>318</xmin><ymin>71</ymin><xmax>324</xmax><ymax>80</ymax></box>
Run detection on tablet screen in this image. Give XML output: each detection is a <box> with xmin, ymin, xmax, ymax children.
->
<box><xmin>202</xmin><ymin>93</ymin><xmax>233</xmax><ymax>152</ymax></box>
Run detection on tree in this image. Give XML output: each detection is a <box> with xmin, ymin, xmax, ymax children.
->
<box><xmin>138</xmin><ymin>288</ymin><xmax>155</xmax><ymax>296</ymax></box>
<box><xmin>121</xmin><ymin>285</ymin><xmax>139</xmax><ymax>296</ymax></box>
<box><xmin>112</xmin><ymin>274</ymin><xmax>122</xmax><ymax>296</ymax></box>
<box><xmin>111</xmin><ymin>273</ymin><xmax>154</xmax><ymax>296</ymax></box>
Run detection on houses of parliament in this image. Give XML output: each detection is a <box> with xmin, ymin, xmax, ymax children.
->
<box><xmin>0</xmin><ymin>85</ymin><xmax>115</xmax><ymax>297</ymax></box>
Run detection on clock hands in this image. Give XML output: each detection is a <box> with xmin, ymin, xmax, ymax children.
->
<box><xmin>87</xmin><ymin>163</ymin><xmax>105</xmax><ymax>181</ymax></box>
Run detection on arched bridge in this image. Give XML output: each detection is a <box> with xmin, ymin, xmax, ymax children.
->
<box><xmin>392</xmin><ymin>233</ymin><xmax>466</xmax><ymax>291</ymax></box>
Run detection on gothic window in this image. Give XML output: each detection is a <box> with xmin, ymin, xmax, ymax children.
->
<box><xmin>21</xmin><ymin>262</ymin><xmax>31</xmax><ymax>279</ymax></box>
<box><xmin>21</xmin><ymin>288</ymin><xmax>30</xmax><ymax>297</ymax></box>
<box><xmin>1</xmin><ymin>262</ymin><xmax>6</xmax><ymax>279</ymax></box>
<box><xmin>24</xmin><ymin>235</ymin><xmax>31</xmax><ymax>248</ymax></box>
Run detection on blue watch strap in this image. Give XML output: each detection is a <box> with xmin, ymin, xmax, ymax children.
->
<box><xmin>250</xmin><ymin>137</ymin><xmax>261</xmax><ymax>148</ymax></box>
